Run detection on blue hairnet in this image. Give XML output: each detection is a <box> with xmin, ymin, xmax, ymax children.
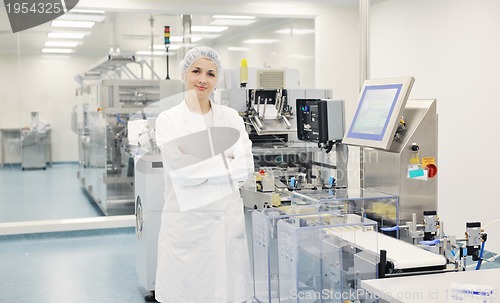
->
<box><xmin>179</xmin><ymin>46</ymin><xmax>223</xmax><ymax>86</ymax></box>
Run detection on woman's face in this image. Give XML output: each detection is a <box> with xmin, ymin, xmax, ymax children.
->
<box><xmin>184</xmin><ymin>58</ymin><xmax>218</xmax><ymax>101</ymax></box>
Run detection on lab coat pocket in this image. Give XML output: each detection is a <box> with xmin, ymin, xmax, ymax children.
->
<box><xmin>226</xmin><ymin>197</ymin><xmax>247</xmax><ymax>241</ymax></box>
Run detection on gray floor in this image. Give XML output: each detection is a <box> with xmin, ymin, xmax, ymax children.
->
<box><xmin>0</xmin><ymin>163</ymin><xmax>259</xmax><ymax>303</ymax></box>
<box><xmin>6</xmin><ymin>163</ymin><xmax>497</xmax><ymax>302</ymax></box>
<box><xmin>0</xmin><ymin>228</ymin><xmax>147</xmax><ymax>303</ymax></box>
<box><xmin>0</xmin><ymin>163</ymin><xmax>150</xmax><ymax>302</ymax></box>
<box><xmin>0</xmin><ymin>163</ymin><xmax>103</xmax><ymax>222</ymax></box>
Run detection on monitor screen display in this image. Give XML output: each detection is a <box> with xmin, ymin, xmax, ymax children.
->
<box><xmin>342</xmin><ymin>77</ymin><xmax>414</xmax><ymax>150</ymax></box>
<box><xmin>348</xmin><ymin>84</ymin><xmax>402</xmax><ymax>140</ymax></box>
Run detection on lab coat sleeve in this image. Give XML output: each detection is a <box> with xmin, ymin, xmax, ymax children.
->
<box><xmin>156</xmin><ymin>112</ymin><xmax>214</xmax><ymax>186</ymax></box>
<box><xmin>168</xmin><ymin>114</ymin><xmax>254</xmax><ymax>187</ymax></box>
<box><xmin>207</xmin><ymin>118</ymin><xmax>254</xmax><ymax>185</ymax></box>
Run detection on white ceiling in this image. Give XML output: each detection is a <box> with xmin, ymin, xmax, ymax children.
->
<box><xmin>0</xmin><ymin>0</ymin><xmax>330</xmax><ymax>57</ymax></box>
<box><xmin>2</xmin><ymin>0</ymin><xmax>398</xmax><ymax>57</ymax></box>
<box><xmin>0</xmin><ymin>0</ymin><xmax>384</xmax><ymax>58</ymax></box>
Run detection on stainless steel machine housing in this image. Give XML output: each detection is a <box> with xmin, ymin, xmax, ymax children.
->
<box><xmin>76</xmin><ymin>79</ymin><xmax>182</xmax><ymax>215</ymax></box>
<box><xmin>363</xmin><ymin>99</ymin><xmax>438</xmax><ymax>224</ymax></box>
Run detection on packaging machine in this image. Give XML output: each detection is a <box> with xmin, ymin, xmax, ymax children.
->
<box><xmin>76</xmin><ymin>78</ymin><xmax>182</xmax><ymax>215</ymax></box>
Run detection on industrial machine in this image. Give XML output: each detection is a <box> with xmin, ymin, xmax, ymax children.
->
<box><xmin>20</xmin><ymin>111</ymin><xmax>52</xmax><ymax>170</ymax></box>
<box><xmin>250</xmin><ymin>76</ymin><xmax>449</xmax><ymax>303</ymax></box>
<box><xmin>21</xmin><ymin>129</ymin><xmax>51</xmax><ymax>170</ymax></box>
<box><xmin>342</xmin><ymin>77</ymin><xmax>437</xmax><ymax>225</ymax></box>
<box><xmin>75</xmin><ymin>78</ymin><xmax>182</xmax><ymax>215</ymax></box>
<box><xmin>131</xmin><ymin>70</ymin><xmax>489</xmax><ymax>303</ymax></box>
<box><xmin>252</xmin><ymin>188</ymin><xmax>399</xmax><ymax>303</ymax></box>
<box><xmin>216</xmin><ymin>68</ymin><xmax>346</xmax><ymax>209</ymax></box>
<box><xmin>134</xmin><ymin>149</ymin><xmax>164</xmax><ymax>297</ymax></box>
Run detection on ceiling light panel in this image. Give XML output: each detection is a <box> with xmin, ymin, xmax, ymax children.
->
<box><xmin>51</xmin><ymin>20</ymin><xmax>95</xmax><ymax>28</ymax></box>
<box><xmin>45</xmin><ymin>41</ymin><xmax>80</xmax><ymax>47</ymax></box>
<box><xmin>210</xmin><ymin>19</ymin><xmax>256</xmax><ymax>26</ymax></box>
<box><xmin>191</xmin><ymin>25</ymin><xmax>228</xmax><ymax>33</ymax></box>
<box><xmin>47</xmin><ymin>32</ymin><xmax>89</xmax><ymax>39</ymax></box>
<box><xmin>274</xmin><ymin>28</ymin><xmax>315</xmax><ymax>35</ymax></box>
<box><xmin>57</xmin><ymin>13</ymin><xmax>106</xmax><ymax>23</ymax></box>
<box><xmin>169</xmin><ymin>36</ymin><xmax>183</xmax><ymax>43</ymax></box>
<box><xmin>168</xmin><ymin>36</ymin><xmax>202</xmax><ymax>43</ymax></box>
<box><xmin>185</xmin><ymin>33</ymin><xmax>219</xmax><ymax>40</ymax></box>
<box><xmin>243</xmin><ymin>39</ymin><xmax>280</xmax><ymax>44</ymax></box>
<box><xmin>42</xmin><ymin>48</ymin><xmax>75</xmax><ymax>54</ymax></box>
<box><xmin>212</xmin><ymin>15</ymin><xmax>256</xmax><ymax>20</ymax></box>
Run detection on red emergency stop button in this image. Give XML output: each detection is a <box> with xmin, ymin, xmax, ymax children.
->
<box><xmin>426</xmin><ymin>163</ymin><xmax>438</xmax><ymax>178</ymax></box>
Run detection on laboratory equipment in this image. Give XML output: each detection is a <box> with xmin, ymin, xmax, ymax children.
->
<box><xmin>362</xmin><ymin>99</ymin><xmax>438</xmax><ymax>224</ymax></box>
<box><xmin>134</xmin><ymin>150</ymin><xmax>165</xmax><ymax>298</ymax></box>
<box><xmin>222</xmin><ymin>67</ymin><xmax>300</xmax><ymax>91</ymax></box>
<box><xmin>361</xmin><ymin>268</ymin><xmax>500</xmax><ymax>303</ymax></box>
<box><xmin>330</xmin><ymin>76</ymin><xmax>438</xmax><ymax>224</ymax></box>
<box><xmin>0</xmin><ymin>128</ymin><xmax>22</xmax><ymax>166</ymax></box>
<box><xmin>21</xmin><ymin>129</ymin><xmax>51</xmax><ymax>170</ymax></box>
<box><xmin>296</xmin><ymin>99</ymin><xmax>345</xmax><ymax>154</ymax></box>
<box><xmin>252</xmin><ymin>188</ymin><xmax>398</xmax><ymax>303</ymax></box>
<box><xmin>465</xmin><ymin>222</ymin><xmax>483</xmax><ymax>261</ymax></box>
<box><xmin>240</xmin><ymin>58</ymin><xmax>248</xmax><ymax>87</ymax></box>
<box><xmin>296</xmin><ymin>99</ymin><xmax>345</xmax><ymax>144</ymax></box>
<box><xmin>21</xmin><ymin>112</ymin><xmax>52</xmax><ymax>170</ymax></box>
<box><xmin>216</xmin><ymin>67</ymin><xmax>341</xmax><ymax>205</ymax></box>
<box><xmin>342</xmin><ymin>76</ymin><xmax>414</xmax><ymax>150</ymax></box>
<box><xmin>277</xmin><ymin>214</ymin><xmax>379</xmax><ymax>303</ymax></box>
<box><xmin>254</xmin><ymin>191</ymin><xmax>494</xmax><ymax>302</ymax></box>
<box><xmin>76</xmin><ymin>78</ymin><xmax>182</xmax><ymax>215</ymax></box>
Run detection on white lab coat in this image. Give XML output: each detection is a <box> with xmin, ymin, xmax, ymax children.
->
<box><xmin>155</xmin><ymin>100</ymin><xmax>254</xmax><ymax>303</ymax></box>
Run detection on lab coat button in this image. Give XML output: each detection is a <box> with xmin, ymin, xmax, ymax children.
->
<box><xmin>215</xmin><ymin>216</ymin><xmax>221</xmax><ymax>221</ymax></box>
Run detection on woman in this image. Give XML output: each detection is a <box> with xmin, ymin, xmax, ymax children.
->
<box><xmin>155</xmin><ymin>46</ymin><xmax>254</xmax><ymax>303</ymax></box>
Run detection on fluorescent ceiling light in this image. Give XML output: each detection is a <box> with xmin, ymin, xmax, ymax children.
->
<box><xmin>169</xmin><ymin>36</ymin><xmax>183</xmax><ymax>43</ymax></box>
<box><xmin>57</xmin><ymin>13</ymin><xmax>106</xmax><ymax>23</ymax></box>
<box><xmin>213</xmin><ymin>15</ymin><xmax>255</xmax><ymax>20</ymax></box>
<box><xmin>191</xmin><ymin>25</ymin><xmax>228</xmax><ymax>33</ymax></box>
<box><xmin>47</xmin><ymin>32</ymin><xmax>89</xmax><ymax>39</ymax></box>
<box><xmin>45</xmin><ymin>41</ymin><xmax>80</xmax><ymax>47</ymax></box>
<box><xmin>172</xmin><ymin>43</ymin><xmax>199</xmax><ymax>49</ymax></box>
<box><xmin>243</xmin><ymin>39</ymin><xmax>280</xmax><ymax>44</ymax></box>
<box><xmin>228</xmin><ymin>47</ymin><xmax>250</xmax><ymax>51</ymax></box>
<box><xmin>42</xmin><ymin>48</ymin><xmax>75</xmax><ymax>54</ymax></box>
<box><xmin>51</xmin><ymin>20</ymin><xmax>95</xmax><ymax>28</ymax></box>
<box><xmin>169</xmin><ymin>36</ymin><xmax>202</xmax><ymax>43</ymax></box>
<box><xmin>210</xmin><ymin>19</ymin><xmax>255</xmax><ymax>26</ymax></box>
<box><xmin>274</xmin><ymin>28</ymin><xmax>315</xmax><ymax>35</ymax></box>
<box><xmin>166</xmin><ymin>45</ymin><xmax>182</xmax><ymax>50</ymax></box>
<box><xmin>70</xmin><ymin>9</ymin><xmax>106</xmax><ymax>14</ymax></box>
<box><xmin>190</xmin><ymin>37</ymin><xmax>203</xmax><ymax>42</ymax></box>
<box><xmin>185</xmin><ymin>33</ymin><xmax>219</xmax><ymax>40</ymax></box>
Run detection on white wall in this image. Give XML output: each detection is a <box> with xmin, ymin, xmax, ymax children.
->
<box><xmin>371</xmin><ymin>0</ymin><xmax>500</xmax><ymax>253</ymax></box>
<box><xmin>315</xmin><ymin>5</ymin><xmax>361</xmax><ymax>187</ymax></box>
<box><xmin>0</xmin><ymin>55</ymin><xmax>98</xmax><ymax>163</ymax></box>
